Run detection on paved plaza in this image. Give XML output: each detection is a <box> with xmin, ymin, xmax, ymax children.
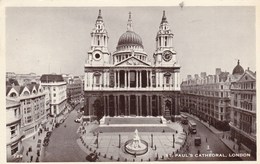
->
<box><xmin>77</xmin><ymin>121</ymin><xmax>186</xmax><ymax>162</ymax></box>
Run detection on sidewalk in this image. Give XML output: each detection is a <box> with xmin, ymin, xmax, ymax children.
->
<box><xmin>21</xmin><ymin>117</ymin><xmax>54</xmax><ymax>162</ymax></box>
<box><xmin>183</xmin><ymin>112</ymin><xmax>255</xmax><ymax>160</ymax></box>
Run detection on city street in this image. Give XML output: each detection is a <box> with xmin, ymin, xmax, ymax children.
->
<box><xmin>175</xmin><ymin>115</ymin><xmax>241</xmax><ymax>161</ymax></box>
<box><xmin>42</xmin><ymin>103</ymin><xmax>86</xmax><ymax>162</ymax></box>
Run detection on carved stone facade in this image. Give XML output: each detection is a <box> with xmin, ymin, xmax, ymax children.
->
<box><xmin>84</xmin><ymin>10</ymin><xmax>181</xmax><ymax>121</ymax></box>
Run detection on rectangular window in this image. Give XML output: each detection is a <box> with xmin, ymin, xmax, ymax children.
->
<box><xmin>53</xmin><ymin>93</ymin><xmax>56</xmax><ymax>97</ymax></box>
<box><xmin>10</xmin><ymin>125</ymin><xmax>17</xmax><ymax>138</ymax></box>
<box><xmin>11</xmin><ymin>143</ymin><xmax>18</xmax><ymax>155</ymax></box>
<box><xmin>96</xmin><ymin>76</ymin><xmax>100</xmax><ymax>86</ymax></box>
<box><xmin>166</xmin><ymin>76</ymin><xmax>170</xmax><ymax>84</ymax></box>
<box><xmin>26</xmin><ymin>116</ymin><xmax>32</xmax><ymax>123</ymax></box>
<box><xmin>220</xmin><ymin>107</ymin><xmax>223</xmax><ymax>113</ymax></box>
<box><xmin>14</xmin><ymin>109</ymin><xmax>17</xmax><ymax>116</ymax></box>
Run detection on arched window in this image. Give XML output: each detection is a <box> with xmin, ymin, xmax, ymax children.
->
<box><xmin>10</xmin><ymin>92</ymin><xmax>17</xmax><ymax>97</ymax></box>
<box><xmin>23</xmin><ymin>91</ymin><xmax>30</xmax><ymax>96</ymax></box>
<box><xmin>33</xmin><ymin>90</ymin><xmax>37</xmax><ymax>94</ymax></box>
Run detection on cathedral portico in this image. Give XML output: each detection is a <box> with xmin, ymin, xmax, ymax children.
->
<box><xmin>84</xmin><ymin>10</ymin><xmax>181</xmax><ymax>122</ymax></box>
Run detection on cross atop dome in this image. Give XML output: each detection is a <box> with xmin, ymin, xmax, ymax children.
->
<box><xmin>97</xmin><ymin>9</ymin><xmax>103</xmax><ymax>22</ymax></box>
<box><xmin>161</xmin><ymin>10</ymin><xmax>168</xmax><ymax>24</ymax></box>
<box><xmin>127</xmin><ymin>11</ymin><xmax>133</xmax><ymax>31</ymax></box>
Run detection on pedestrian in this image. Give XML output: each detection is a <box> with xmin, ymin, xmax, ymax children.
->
<box><xmin>197</xmin><ymin>150</ymin><xmax>200</xmax><ymax>154</ymax></box>
<box><xmin>30</xmin><ymin>155</ymin><xmax>33</xmax><ymax>162</ymax></box>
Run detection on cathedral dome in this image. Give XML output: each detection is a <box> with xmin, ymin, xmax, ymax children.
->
<box><xmin>117</xmin><ymin>31</ymin><xmax>143</xmax><ymax>49</ymax></box>
<box><xmin>232</xmin><ymin>60</ymin><xmax>244</xmax><ymax>75</ymax></box>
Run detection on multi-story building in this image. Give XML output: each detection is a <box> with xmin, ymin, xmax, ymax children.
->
<box><xmin>40</xmin><ymin>74</ymin><xmax>67</xmax><ymax>117</ymax></box>
<box><xmin>6</xmin><ymin>84</ymin><xmax>48</xmax><ymax>137</ymax></box>
<box><xmin>13</xmin><ymin>73</ymin><xmax>41</xmax><ymax>86</ymax></box>
<box><xmin>6</xmin><ymin>98</ymin><xmax>24</xmax><ymax>162</ymax></box>
<box><xmin>84</xmin><ymin>10</ymin><xmax>181</xmax><ymax>121</ymax></box>
<box><xmin>180</xmin><ymin>63</ymin><xmax>244</xmax><ymax>130</ymax></box>
<box><xmin>6</xmin><ymin>72</ymin><xmax>16</xmax><ymax>80</ymax></box>
<box><xmin>67</xmin><ymin>76</ymin><xmax>83</xmax><ymax>105</ymax></box>
<box><xmin>229</xmin><ymin>68</ymin><xmax>256</xmax><ymax>157</ymax></box>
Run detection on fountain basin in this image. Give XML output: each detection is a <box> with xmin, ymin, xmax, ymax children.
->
<box><xmin>124</xmin><ymin>139</ymin><xmax>148</xmax><ymax>156</ymax></box>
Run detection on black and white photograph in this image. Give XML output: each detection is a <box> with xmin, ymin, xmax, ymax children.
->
<box><xmin>3</xmin><ymin>0</ymin><xmax>258</xmax><ymax>163</ymax></box>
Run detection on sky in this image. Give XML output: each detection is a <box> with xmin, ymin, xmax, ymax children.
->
<box><xmin>6</xmin><ymin>6</ymin><xmax>256</xmax><ymax>80</ymax></box>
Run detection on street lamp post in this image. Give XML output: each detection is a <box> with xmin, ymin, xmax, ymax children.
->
<box><xmin>151</xmin><ymin>134</ymin><xmax>153</xmax><ymax>148</ymax></box>
<box><xmin>172</xmin><ymin>134</ymin><xmax>175</xmax><ymax>148</ymax></box>
<box><xmin>119</xmin><ymin>134</ymin><xmax>121</xmax><ymax>148</ymax></box>
<box><xmin>97</xmin><ymin>132</ymin><xmax>99</xmax><ymax>149</ymax></box>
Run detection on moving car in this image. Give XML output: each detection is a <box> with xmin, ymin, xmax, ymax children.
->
<box><xmin>86</xmin><ymin>153</ymin><xmax>98</xmax><ymax>162</ymax></box>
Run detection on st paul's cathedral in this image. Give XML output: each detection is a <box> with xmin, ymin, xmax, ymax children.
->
<box><xmin>83</xmin><ymin>10</ymin><xmax>181</xmax><ymax>121</ymax></box>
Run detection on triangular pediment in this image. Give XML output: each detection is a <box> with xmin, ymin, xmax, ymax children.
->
<box><xmin>115</xmin><ymin>56</ymin><xmax>151</xmax><ymax>67</ymax></box>
<box><xmin>238</xmin><ymin>71</ymin><xmax>256</xmax><ymax>82</ymax></box>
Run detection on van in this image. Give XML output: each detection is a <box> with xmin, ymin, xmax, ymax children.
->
<box><xmin>194</xmin><ymin>136</ymin><xmax>201</xmax><ymax>146</ymax></box>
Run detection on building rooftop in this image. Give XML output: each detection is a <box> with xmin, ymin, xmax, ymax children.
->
<box><xmin>40</xmin><ymin>74</ymin><xmax>64</xmax><ymax>83</ymax></box>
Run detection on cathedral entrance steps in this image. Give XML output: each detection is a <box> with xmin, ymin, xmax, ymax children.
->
<box><xmin>99</xmin><ymin>124</ymin><xmax>167</xmax><ymax>127</ymax></box>
<box><xmin>91</xmin><ymin>126</ymin><xmax>175</xmax><ymax>133</ymax></box>
<box><xmin>102</xmin><ymin>116</ymin><xmax>163</xmax><ymax>125</ymax></box>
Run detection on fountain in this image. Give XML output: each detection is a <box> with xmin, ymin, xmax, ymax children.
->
<box><xmin>124</xmin><ymin>129</ymin><xmax>148</xmax><ymax>156</ymax></box>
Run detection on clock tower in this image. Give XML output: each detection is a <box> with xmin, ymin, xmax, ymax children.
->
<box><xmin>86</xmin><ymin>10</ymin><xmax>110</xmax><ymax>66</ymax></box>
<box><xmin>154</xmin><ymin>11</ymin><xmax>177</xmax><ymax>67</ymax></box>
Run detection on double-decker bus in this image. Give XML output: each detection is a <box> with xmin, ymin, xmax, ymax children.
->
<box><xmin>188</xmin><ymin>120</ymin><xmax>197</xmax><ymax>134</ymax></box>
<box><xmin>181</xmin><ymin>114</ymin><xmax>188</xmax><ymax>124</ymax></box>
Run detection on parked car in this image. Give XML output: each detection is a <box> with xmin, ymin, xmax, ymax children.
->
<box><xmin>55</xmin><ymin>123</ymin><xmax>60</xmax><ymax>128</ymax></box>
<box><xmin>60</xmin><ymin>118</ymin><xmax>65</xmax><ymax>124</ymax></box>
<box><xmin>74</xmin><ymin>119</ymin><xmax>80</xmax><ymax>123</ymax></box>
<box><xmin>46</xmin><ymin>131</ymin><xmax>52</xmax><ymax>138</ymax></box>
<box><xmin>43</xmin><ymin>141</ymin><xmax>49</xmax><ymax>147</ymax></box>
<box><xmin>86</xmin><ymin>153</ymin><xmax>98</xmax><ymax>162</ymax></box>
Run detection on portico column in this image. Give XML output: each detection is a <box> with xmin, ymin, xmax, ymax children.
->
<box><xmin>140</xmin><ymin>71</ymin><xmax>142</xmax><ymax>88</ymax></box>
<box><xmin>118</xmin><ymin>71</ymin><xmax>120</xmax><ymax>88</ymax></box>
<box><xmin>114</xmin><ymin>71</ymin><xmax>116</xmax><ymax>88</ymax></box>
<box><xmin>150</xmin><ymin>96</ymin><xmax>153</xmax><ymax>116</ymax></box>
<box><xmin>128</xmin><ymin>96</ymin><xmax>130</xmax><ymax>115</ymax></box>
<box><xmin>146</xmin><ymin>70</ymin><xmax>149</xmax><ymax>88</ymax></box>
<box><xmin>140</xmin><ymin>96</ymin><xmax>143</xmax><ymax>116</ymax></box>
<box><xmin>128</xmin><ymin>71</ymin><xmax>130</xmax><ymax>88</ymax></box>
<box><xmin>136</xmin><ymin>95</ymin><xmax>138</xmax><ymax>116</ymax></box>
<box><xmin>146</xmin><ymin>95</ymin><xmax>149</xmax><ymax>115</ymax></box>
<box><xmin>117</xmin><ymin>96</ymin><xmax>120</xmax><ymax>115</ymax></box>
<box><xmin>104</xmin><ymin>96</ymin><xmax>106</xmax><ymax>116</ymax></box>
<box><xmin>157</xmin><ymin>95</ymin><xmax>160</xmax><ymax>116</ymax></box>
<box><xmin>124</xmin><ymin>71</ymin><xmax>127</xmax><ymax>88</ymax></box>
<box><xmin>135</xmin><ymin>71</ymin><xmax>138</xmax><ymax>88</ymax></box>
<box><xmin>114</xmin><ymin>96</ymin><xmax>117</xmax><ymax>116</ymax></box>
<box><xmin>139</xmin><ymin>71</ymin><xmax>141</xmax><ymax>88</ymax></box>
<box><xmin>155</xmin><ymin>71</ymin><xmax>158</xmax><ymax>87</ymax></box>
<box><xmin>150</xmin><ymin>71</ymin><xmax>152</xmax><ymax>88</ymax></box>
<box><xmin>107</xmin><ymin>95</ymin><xmax>110</xmax><ymax>116</ymax></box>
<box><xmin>137</xmin><ymin>95</ymin><xmax>140</xmax><ymax>116</ymax></box>
<box><xmin>124</xmin><ymin>96</ymin><xmax>127</xmax><ymax>115</ymax></box>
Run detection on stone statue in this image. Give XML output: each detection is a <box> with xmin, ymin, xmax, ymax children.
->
<box><xmin>132</xmin><ymin>129</ymin><xmax>141</xmax><ymax>148</ymax></box>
